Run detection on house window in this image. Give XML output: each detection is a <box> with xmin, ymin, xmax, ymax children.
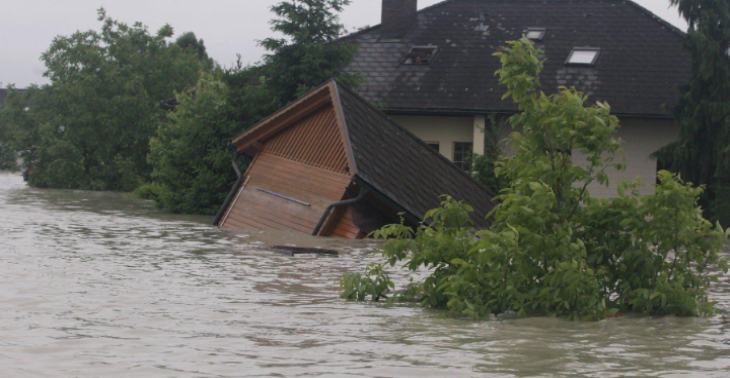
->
<box><xmin>403</xmin><ymin>46</ymin><xmax>438</xmax><ymax>65</ymax></box>
<box><xmin>426</xmin><ymin>142</ymin><xmax>440</xmax><ymax>153</ymax></box>
<box><xmin>524</xmin><ymin>28</ymin><xmax>547</xmax><ymax>42</ymax></box>
<box><xmin>453</xmin><ymin>142</ymin><xmax>473</xmax><ymax>170</ymax></box>
<box><xmin>566</xmin><ymin>48</ymin><xmax>601</xmax><ymax>66</ymax></box>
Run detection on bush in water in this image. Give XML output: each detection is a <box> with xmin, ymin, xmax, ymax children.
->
<box><xmin>341</xmin><ymin>39</ymin><xmax>729</xmax><ymax>320</ymax></box>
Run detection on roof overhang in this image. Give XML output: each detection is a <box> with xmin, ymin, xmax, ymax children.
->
<box><xmin>381</xmin><ymin>107</ymin><xmax>674</xmax><ymax>120</ymax></box>
<box><xmin>231</xmin><ymin>81</ymin><xmax>335</xmax><ymax>155</ymax></box>
<box><xmin>230</xmin><ymin>79</ymin><xmax>358</xmax><ymax>175</ymax></box>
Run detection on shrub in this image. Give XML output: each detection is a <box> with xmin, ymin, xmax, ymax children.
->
<box><xmin>468</xmin><ymin>115</ymin><xmax>506</xmax><ymax>194</ymax></box>
<box><xmin>139</xmin><ymin>71</ymin><xmax>273</xmax><ymax>215</ymax></box>
<box><xmin>340</xmin><ymin>263</ymin><xmax>394</xmax><ymax>302</ymax></box>
<box><xmin>341</xmin><ymin>39</ymin><xmax>728</xmax><ymax>320</ymax></box>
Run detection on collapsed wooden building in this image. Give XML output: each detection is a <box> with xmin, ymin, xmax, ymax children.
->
<box><xmin>213</xmin><ymin>79</ymin><xmax>496</xmax><ymax>239</ymax></box>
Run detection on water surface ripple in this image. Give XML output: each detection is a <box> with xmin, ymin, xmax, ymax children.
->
<box><xmin>1</xmin><ymin>173</ymin><xmax>729</xmax><ymax>378</ymax></box>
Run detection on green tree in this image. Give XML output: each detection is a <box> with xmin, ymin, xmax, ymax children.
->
<box><xmin>342</xmin><ymin>39</ymin><xmax>728</xmax><ymax>320</ymax></box>
<box><xmin>0</xmin><ymin>88</ymin><xmax>20</xmax><ymax>171</ymax></box>
<box><xmin>2</xmin><ymin>9</ymin><xmax>206</xmax><ymax>191</ymax></box>
<box><xmin>0</xmin><ymin>86</ymin><xmax>45</xmax><ymax>172</ymax></box>
<box><xmin>260</xmin><ymin>0</ymin><xmax>360</xmax><ymax>102</ymax></box>
<box><xmin>143</xmin><ymin>0</ymin><xmax>360</xmax><ymax>214</ymax></box>
<box><xmin>138</xmin><ymin>69</ymin><xmax>276</xmax><ymax>215</ymax></box>
<box><xmin>654</xmin><ymin>0</ymin><xmax>730</xmax><ymax>225</ymax></box>
<box><xmin>468</xmin><ymin>115</ymin><xmax>507</xmax><ymax>193</ymax></box>
<box><xmin>175</xmin><ymin>32</ymin><xmax>215</xmax><ymax>69</ymax></box>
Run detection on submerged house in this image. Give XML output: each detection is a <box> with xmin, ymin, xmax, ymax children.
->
<box><xmin>343</xmin><ymin>0</ymin><xmax>691</xmax><ymax>197</ymax></box>
<box><xmin>214</xmin><ymin>79</ymin><xmax>496</xmax><ymax>238</ymax></box>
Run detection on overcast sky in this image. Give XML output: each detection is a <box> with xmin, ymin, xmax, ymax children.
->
<box><xmin>0</xmin><ymin>0</ymin><xmax>687</xmax><ymax>88</ymax></box>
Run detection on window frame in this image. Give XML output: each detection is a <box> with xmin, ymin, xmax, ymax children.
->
<box><xmin>401</xmin><ymin>45</ymin><xmax>439</xmax><ymax>65</ymax></box>
<box><xmin>452</xmin><ymin>142</ymin><xmax>474</xmax><ymax>170</ymax></box>
<box><xmin>565</xmin><ymin>47</ymin><xmax>602</xmax><ymax>67</ymax></box>
<box><xmin>524</xmin><ymin>27</ymin><xmax>547</xmax><ymax>42</ymax></box>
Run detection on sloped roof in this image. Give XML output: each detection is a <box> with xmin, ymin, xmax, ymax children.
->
<box><xmin>343</xmin><ymin>0</ymin><xmax>690</xmax><ymax>117</ymax></box>
<box><xmin>335</xmin><ymin>81</ymin><xmax>496</xmax><ymax>228</ymax></box>
<box><xmin>231</xmin><ymin>79</ymin><xmax>497</xmax><ymax>229</ymax></box>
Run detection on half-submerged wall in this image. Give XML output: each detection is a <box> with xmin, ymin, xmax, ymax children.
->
<box><xmin>216</xmin><ymin>79</ymin><xmax>497</xmax><ymax>239</ymax></box>
<box><xmin>218</xmin><ymin>104</ymin><xmax>359</xmax><ymax>237</ymax></box>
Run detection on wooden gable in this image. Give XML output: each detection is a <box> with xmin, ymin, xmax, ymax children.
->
<box><xmin>262</xmin><ymin>105</ymin><xmax>349</xmax><ymax>175</ymax></box>
<box><xmin>218</xmin><ymin>83</ymin><xmax>360</xmax><ymax>237</ymax></box>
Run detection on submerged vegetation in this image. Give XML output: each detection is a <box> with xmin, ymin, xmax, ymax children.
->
<box><xmin>1</xmin><ymin>10</ymin><xmax>207</xmax><ymax>191</ymax></box>
<box><xmin>137</xmin><ymin>71</ymin><xmax>268</xmax><ymax>215</ymax></box>
<box><xmin>341</xmin><ymin>39</ymin><xmax>729</xmax><ymax>321</ymax></box>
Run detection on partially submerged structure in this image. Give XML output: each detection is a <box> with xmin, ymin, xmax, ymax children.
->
<box><xmin>214</xmin><ymin>79</ymin><xmax>496</xmax><ymax>238</ymax></box>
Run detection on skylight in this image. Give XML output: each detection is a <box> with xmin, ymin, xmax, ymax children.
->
<box><xmin>524</xmin><ymin>28</ymin><xmax>546</xmax><ymax>42</ymax></box>
<box><xmin>566</xmin><ymin>48</ymin><xmax>601</xmax><ymax>66</ymax></box>
<box><xmin>403</xmin><ymin>46</ymin><xmax>438</xmax><ymax>65</ymax></box>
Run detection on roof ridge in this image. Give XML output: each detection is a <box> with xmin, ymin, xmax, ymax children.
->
<box><xmin>342</xmin><ymin>0</ymin><xmax>454</xmax><ymax>40</ymax></box>
<box><xmin>449</xmin><ymin>0</ymin><xmax>686</xmax><ymax>37</ymax></box>
<box><xmin>332</xmin><ymin>78</ymin><xmax>498</xmax><ymax>199</ymax></box>
<box><xmin>343</xmin><ymin>0</ymin><xmax>686</xmax><ymax>42</ymax></box>
<box><xmin>621</xmin><ymin>0</ymin><xmax>687</xmax><ymax>39</ymax></box>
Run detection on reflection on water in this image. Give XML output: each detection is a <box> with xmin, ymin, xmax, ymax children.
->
<box><xmin>1</xmin><ymin>172</ymin><xmax>729</xmax><ymax>378</ymax></box>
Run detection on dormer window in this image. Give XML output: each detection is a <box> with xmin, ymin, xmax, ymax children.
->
<box><xmin>524</xmin><ymin>27</ymin><xmax>547</xmax><ymax>42</ymax></box>
<box><xmin>403</xmin><ymin>46</ymin><xmax>438</xmax><ymax>65</ymax></box>
<box><xmin>566</xmin><ymin>47</ymin><xmax>601</xmax><ymax>66</ymax></box>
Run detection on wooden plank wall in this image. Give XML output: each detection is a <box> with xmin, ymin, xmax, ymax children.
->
<box><xmin>263</xmin><ymin>106</ymin><xmax>349</xmax><ymax>174</ymax></box>
<box><xmin>328</xmin><ymin>207</ymin><xmax>363</xmax><ymax>239</ymax></box>
<box><xmin>221</xmin><ymin>153</ymin><xmax>352</xmax><ymax>234</ymax></box>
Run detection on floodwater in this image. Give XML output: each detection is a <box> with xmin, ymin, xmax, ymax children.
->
<box><xmin>1</xmin><ymin>172</ymin><xmax>729</xmax><ymax>378</ymax></box>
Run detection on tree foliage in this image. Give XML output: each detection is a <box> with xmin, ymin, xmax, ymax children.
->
<box><xmin>0</xmin><ymin>86</ymin><xmax>47</xmax><ymax>172</ymax></box>
<box><xmin>175</xmin><ymin>32</ymin><xmax>215</xmax><ymax>69</ymax></box>
<box><xmin>342</xmin><ymin>39</ymin><xmax>728</xmax><ymax>321</ymax></box>
<box><xmin>469</xmin><ymin>115</ymin><xmax>507</xmax><ymax>194</ymax></box>
<box><xmin>138</xmin><ymin>68</ymin><xmax>276</xmax><ymax>215</ymax></box>
<box><xmin>143</xmin><ymin>0</ymin><xmax>359</xmax><ymax>214</ymax></box>
<box><xmin>0</xmin><ymin>9</ymin><xmax>206</xmax><ymax>191</ymax></box>
<box><xmin>0</xmin><ymin>88</ymin><xmax>25</xmax><ymax>171</ymax></box>
<box><xmin>259</xmin><ymin>0</ymin><xmax>360</xmax><ymax>102</ymax></box>
<box><xmin>654</xmin><ymin>0</ymin><xmax>730</xmax><ymax>225</ymax></box>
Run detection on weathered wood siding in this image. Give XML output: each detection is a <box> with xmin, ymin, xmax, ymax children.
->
<box><xmin>263</xmin><ymin>106</ymin><xmax>349</xmax><ymax>174</ymax></box>
<box><xmin>221</xmin><ymin>153</ymin><xmax>351</xmax><ymax>233</ymax></box>
<box><xmin>328</xmin><ymin>207</ymin><xmax>362</xmax><ymax>239</ymax></box>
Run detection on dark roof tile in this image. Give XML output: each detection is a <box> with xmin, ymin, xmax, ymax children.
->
<box><xmin>343</xmin><ymin>0</ymin><xmax>689</xmax><ymax>116</ymax></box>
<box><xmin>335</xmin><ymin>81</ymin><xmax>496</xmax><ymax>228</ymax></box>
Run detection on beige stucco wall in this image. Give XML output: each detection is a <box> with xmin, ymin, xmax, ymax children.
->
<box><xmin>579</xmin><ymin>118</ymin><xmax>680</xmax><ymax>197</ymax></box>
<box><xmin>392</xmin><ymin>114</ymin><xmax>680</xmax><ymax>198</ymax></box>
<box><xmin>498</xmin><ymin>118</ymin><xmax>680</xmax><ymax>198</ymax></box>
<box><xmin>391</xmin><ymin>115</ymin><xmax>475</xmax><ymax>161</ymax></box>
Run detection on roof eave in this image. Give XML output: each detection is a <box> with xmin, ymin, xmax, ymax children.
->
<box><xmin>381</xmin><ymin>107</ymin><xmax>674</xmax><ymax>119</ymax></box>
<box><xmin>230</xmin><ymin>81</ymin><xmax>335</xmax><ymax>153</ymax></box>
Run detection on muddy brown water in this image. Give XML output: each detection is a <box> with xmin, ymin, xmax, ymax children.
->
<box><xmin>1</xmin><ymin>172</ymin><xmax>729</xmax><ymax>378</ymax></box>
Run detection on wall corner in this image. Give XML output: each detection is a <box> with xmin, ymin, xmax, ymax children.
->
<box><xmin>473</xmin><ymin>115</ymin><xmax>486</xmax><ymax>156</ymax></box>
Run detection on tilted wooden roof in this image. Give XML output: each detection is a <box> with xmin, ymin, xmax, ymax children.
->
<box><xmin>232</xmin><ymin>79</ymin><xmax>496</xmax><ymax>228</ymax></box>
